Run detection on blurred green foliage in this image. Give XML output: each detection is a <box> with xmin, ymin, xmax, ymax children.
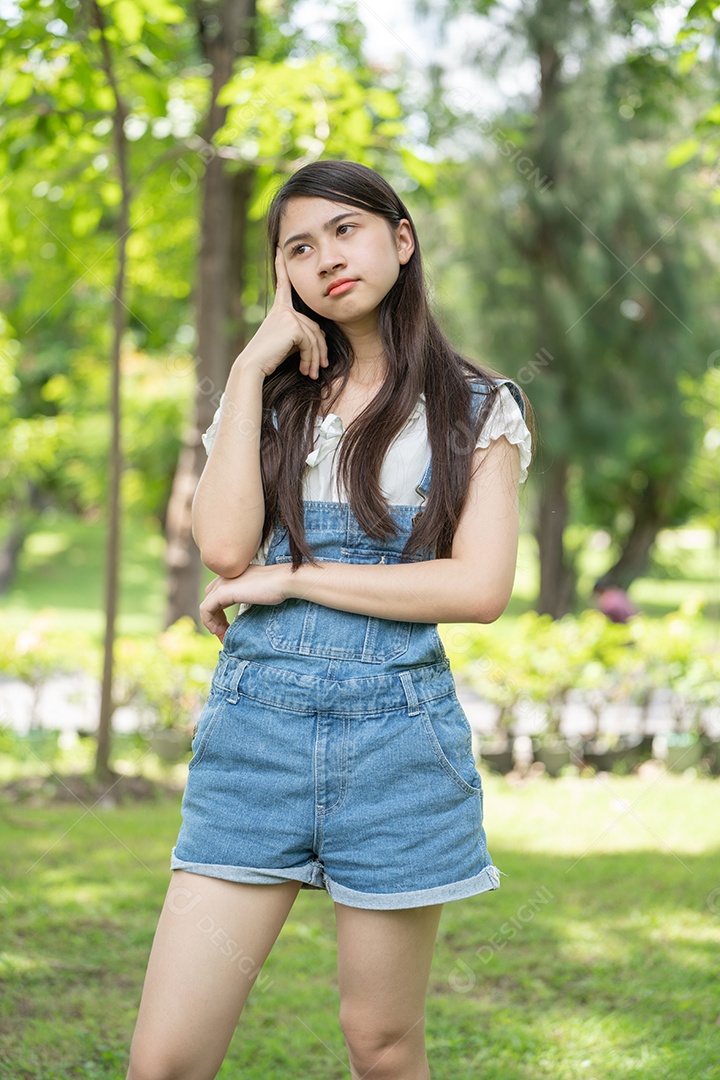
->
<box><xmin>0</xmin><ymin>615</ymin><xmax>219</xmax><ymax>739</ymax></box>
<box><xmin>444</xmin><ymin>606</ymin><xmax>720</xmax><ymax>739</ymax></box>
<box><xmin>418</xmin><ymin>0</ymin><xmax>718</xmax><ymax>587</ymax></box>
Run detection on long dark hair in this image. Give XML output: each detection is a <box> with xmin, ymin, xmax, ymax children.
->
<box><xmin>257</xmin><ymin>160</ymin><xmax>532</xmax><ymax>569</ymax></box>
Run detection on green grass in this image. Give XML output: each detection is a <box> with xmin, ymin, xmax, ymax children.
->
<box><xmin>1</xmin><ymin>771</ymin><xmax>719</xmax><ymax>1079</ymax></box>
<box><xmin>0</xmin><ymin>510</ymin><xmax>217</xmax><ymax>638</ymax></box>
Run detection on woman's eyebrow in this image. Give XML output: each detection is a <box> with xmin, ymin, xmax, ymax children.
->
<box><xmin>281</xmin><ymin>211</ymin><xmax>363</xmax><ymax>249</ymax></box>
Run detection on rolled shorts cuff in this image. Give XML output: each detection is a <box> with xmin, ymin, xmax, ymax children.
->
<box><xmin>170</xmin><ymin>847</ymin><xmax>502</xmax><ymax>910</ymax></box>
<box><xmin>170</xmin><ymin>847</ymin><xmax>323</xmax><ymax>887</ymax></box>
<box><xmin>325</xmin><ymin>864</ymin><xmax>502</xmax><ymax>909</ymax></box>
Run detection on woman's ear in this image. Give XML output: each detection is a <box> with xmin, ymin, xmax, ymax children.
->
<box><xmin>396</xmin><ymin>219</ymin><xmax>415</xmax><ymax>265</ymax></box>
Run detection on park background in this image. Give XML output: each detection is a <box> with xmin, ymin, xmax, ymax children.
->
<box><xmin>1</xmin><ymin>0</ymin><xmax>719</xmax><ymax>1077</ymax></box>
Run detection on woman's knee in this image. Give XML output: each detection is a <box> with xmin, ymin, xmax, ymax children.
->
<box><xmin>126</xmin><ymin>1045</ymin><xmax>212</xmax><ymax>1080</ymax></box>
<box><xmin>339</xmin><ymin>1007</ymin><xmax>426</xmax><ymax>1072</ymax></box>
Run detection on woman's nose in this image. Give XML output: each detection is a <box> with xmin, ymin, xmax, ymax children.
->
<box><xmin>317</xmin><ymin>244</ymin><xmax>346</xmax><ymax>274</ymax></box>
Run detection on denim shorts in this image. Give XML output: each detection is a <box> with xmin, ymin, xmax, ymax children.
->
<box><xmin>170</xmin><ymin>651</ymin><xmax>500</xmax><ymax>910</ymax></box>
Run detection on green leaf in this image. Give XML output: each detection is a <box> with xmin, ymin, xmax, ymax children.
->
<box><xmin>366</xmin><ymin>88</ymin><xmax>402</xmax><ymax>120</ymax></box>
<box><xmin>702</xmin><ymin>103</ymin><xmax>720</xmax><ymax>125</ymax></box>
<box><xmin>686</xmin><ymin>0</ymin><xmax>720</xmax><ymax>19</ymax></box>
<box><xmin>101</xmin><ymin>182</ymin><xmax>122</xmax><ymax>206</ymax></box>
<box><xmin>665</xmin><ymin>139</ymin><xmax>700</xmax><ymax>168</ymax></box>
<box><xmin>71</xmin><ymin>206</ymin><xmax>104</xmax><ymax>237</ymax></box>
<box><xmin>113</xmin><ymin>0</ymin><xmax>144</xmax><ymax>43</ymax></box>
<box><xmin>137</xmin><ymin>0</ymin><xmax>185</xmax><ymax>22</ymax></box>
<box><xmin>400</xmin><ymin>148</ymin><xmax>437</xmax><ymax>190</ymax></box>
<box><xmin>676</xmin><ymin>46</ymin><xmax>698</xmax><ymax>75</ymax></box>
<box><xmin>4</xmin><ymin>72</ymin><xmax>34</xmax><ymax>106</ymax></box>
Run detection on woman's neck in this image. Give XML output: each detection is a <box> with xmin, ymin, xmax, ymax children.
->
<box><xmin>347</xmin><ymin>363</ymin><xmax>385</xmax><ymax>389</ymax></box>
<box><xmin>338</xmin><ymin>323</ymin><xmax>387</xmax><ymax>385</ymax></box>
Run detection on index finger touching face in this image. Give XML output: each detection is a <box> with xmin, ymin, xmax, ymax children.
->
<box><xmin>274</xmin><ymin>246</ymin><xmax>293</xmax><ymax>306</ymax></box>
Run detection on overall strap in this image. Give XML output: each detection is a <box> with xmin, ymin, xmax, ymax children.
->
<box><xmin>414</xmin><ymin>376</ymin><xmax>525</xmax><ymax>505</ymax></box>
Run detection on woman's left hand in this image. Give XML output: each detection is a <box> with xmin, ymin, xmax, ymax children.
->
<box><xmin>200</xmin><ymin>564</ymin><xmax>293</xmax><ymax>642</ymax></box>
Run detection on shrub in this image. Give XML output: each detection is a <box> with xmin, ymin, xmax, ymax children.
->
<box><xmin>449</xmin><ymin>609</ymin><xmax>720</xmax><ymax>741</ymax></box>
<box><xmin>0</xmin><ymin>616</ymin><xmax>220</xmax><ymax>739</ymax></box>
<box><xmin>113</xmin><ymin>617</ymin><xmax>220</xmax><ymax>735</ymax></box>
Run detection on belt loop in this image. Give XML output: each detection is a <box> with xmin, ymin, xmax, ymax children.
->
<box><xmin>398</xmin><ymin>671</ymin><xmax>420</xmax><ymax>716</ymax></box>
<box><xmin>225</xmin><ymin>657</ymin><xmax>249</xmax><ymax>704</ymax></box>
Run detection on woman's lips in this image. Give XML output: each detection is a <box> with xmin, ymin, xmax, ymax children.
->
<box><xmin>327</xmin><ymin>279</ymin><xmax>357</xmax><ymax>297</ymax></box>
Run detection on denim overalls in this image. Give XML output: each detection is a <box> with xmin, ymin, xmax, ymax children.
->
<box><xmin>170</xmin><ymin>377</ymin><xmax>522</xmax><ymax>909</ymax></box>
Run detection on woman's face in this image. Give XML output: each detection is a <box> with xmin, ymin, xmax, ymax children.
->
<box><xmin>277</xmin><ymin>196</ymin><xmax>414</xmax><ymax>329</ymax></box>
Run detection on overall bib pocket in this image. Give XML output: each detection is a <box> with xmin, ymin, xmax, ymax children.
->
<box><xmin>265</xmin><ymin>553</ymin><xmax>413</xmax><ymax>663</ymax></box>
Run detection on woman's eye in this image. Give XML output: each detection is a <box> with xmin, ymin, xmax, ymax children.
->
<box><xmin>338</xmin><ymin>224</ymin><xmax>354</xmax><ymax>236</ymax></box>
<box><xmin>291</xmin><ymin>243</ymin><xmax>309</xmax><ymax>256</ymax></box>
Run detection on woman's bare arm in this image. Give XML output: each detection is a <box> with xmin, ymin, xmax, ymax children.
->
<box><xmin>191</xmin><ymin>359</ymin><xmax>267</xmax><ymax>578</ymax></box>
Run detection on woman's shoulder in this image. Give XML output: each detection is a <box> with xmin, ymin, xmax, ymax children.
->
<box><xmin>465</xmin><ymin>371</ymin><xmax>526</xmax><ymax>421</ymax></box>
<box><xmin>461</xmin><ymin>371</ymin><xmax>532</xmax><ymax>483</ymax></box>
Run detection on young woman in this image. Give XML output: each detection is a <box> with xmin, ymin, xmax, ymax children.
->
<box><xmin>127</xmin><ymin>160</ymin><xmax>533</xmax><ymax>1080</ymax></box>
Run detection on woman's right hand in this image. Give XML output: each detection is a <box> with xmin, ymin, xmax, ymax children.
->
<box><xmin>236</xmin><ymin>247</ymin><xmax>330</xmax><ymax>381</ymax></box>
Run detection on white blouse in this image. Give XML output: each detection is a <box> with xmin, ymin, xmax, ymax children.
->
<box><xmin>202</xmin><ymin>383</ymin><xmax>532</xmax><ymax>568</ymax></box>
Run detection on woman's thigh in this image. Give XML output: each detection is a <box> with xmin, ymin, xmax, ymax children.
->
<box><xmin>127</xmin><ymin>870</ymin><xmax>302</xmax><ymax>1080</ymax></box>
<box><xmin>335</xmin><ymin>902</ymin><xmax>443</xmax><ymax>1041</ymax></box>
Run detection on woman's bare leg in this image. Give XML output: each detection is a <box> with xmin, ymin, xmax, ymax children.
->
<box><xmin>335</xmin><ymin>902</ymin><xmax>444</xmax><ymax>1080</ymax></box>
<box><xmin>126</xmin><ymin>870</ymin><xmax>302</xmax><ymax>1080</ymax></box>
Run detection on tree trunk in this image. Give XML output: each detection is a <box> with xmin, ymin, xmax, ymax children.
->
<box><xmin>535</xmin><ymin>456</ymin><xmax>575</xmax><ymax>617</ymax></box>
<box><xmin>0</xmin><ymin>483</ymin><xmax>46</xmax><ymax>594</ymax></box>
<box><xmin>164</xmin><ymin>0</ymin><xmax>256</xmax><ymax>629</ymax></box>
<box><xmin>601</xmin><ymin>479</ymin><xmax>666</xmax><ymax>589</ymax></box>
<box><xmin>526</xmin><ymin>4</ymin><xmax>577</xmax><ymax>618</ymax></box>
<box><xmin>0</xmin><ymin>520</ymin><xmax>28</xmax><ymax>595</ymax></box>
<box><xmin>93</xmin><ymin>0</ymin><xmax>130</xmax><ymax>781</ymax></box>
<box><xmin>228</xmin><ymin>166</ymin><xmax>255</xmax><ymax>360</ymax></box>
<box><xmin>164</xmin><ymin>433</ymin><xmax>206</xmax><ymax>627</ymax></box>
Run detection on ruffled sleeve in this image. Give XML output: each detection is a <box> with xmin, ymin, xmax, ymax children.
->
<box><xmin>201</xmin><ymin>394</ymin><xmax>224</xmax><ymax>456</ymax></box>
<box><xmin>476</xmin><ymin>384</ymin><xmax>532</xmax><ymax>483</ymax></box>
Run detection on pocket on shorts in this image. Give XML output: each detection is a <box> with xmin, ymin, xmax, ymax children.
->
<box><xmin>418</xmin><ymin>693</ymin><xmax>483</xmax><ymax>797</ymax></box>
<box><xmin>187</xmin><ymin>688</ymin><xmax>225</xmax><ymax>771</ymax></box>
<box><xmin>265</xmin><ymin>555</ymin><xmax>411</xmax><ymax>663</ymax></box>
